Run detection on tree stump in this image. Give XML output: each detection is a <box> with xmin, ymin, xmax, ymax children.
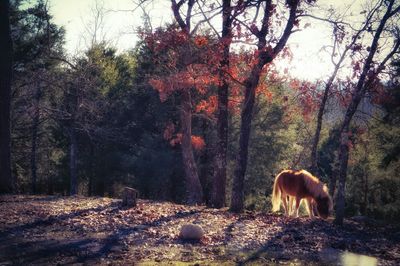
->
<box><xmin>122</xmin><ymin>187</ymin><xmax>138</xmax><ymax>208</ymax></box>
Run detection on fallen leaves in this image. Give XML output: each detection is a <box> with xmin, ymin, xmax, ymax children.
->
<box><xmin>0</xmin><ymin>195</ymin><xmax>399</xmax><ymax>265</ymax></box>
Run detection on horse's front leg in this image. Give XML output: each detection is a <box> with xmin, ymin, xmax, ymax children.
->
<box><xmin>306</xmin><ymin>198</ymin><xmax>315</xmax><ymax>219</ymax></box>
<box><xmin>294</xmin><ymin>197</ymin><xmax>301</xmax><ymax>218</ymax></box>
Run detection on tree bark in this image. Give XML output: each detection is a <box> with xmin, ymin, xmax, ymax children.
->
<box><xmin>181</xmin><ymin>89</ymin><xmax>203</xmax><ymax>204</ymax></box>
<box><xmin>211</xmin><ymin>0</ymin><xmax>231</xmax><ymax>208</ymax></box>
<box><xmin>30</xmin><ymin>83</ymin><xmax>42</xmax><ymax>194</ymax></box>
<box><xmin>88</xmin><ymin>142</ymin><xmax>94</xmax><ymax>196</ymax></box>
<box><xmin>334</xmin><ymin>0</ymin><xmax>397</xmax><ymax>225</ymax></box>
<box><xmin>329</xmin><ymin>172</ymin><xmax>337</xmax><ymax>200</ymax></box>
<box><xmin>335</xmin><ymin>127</ymin><xmax>350</xmax><ymax>224</ymax></box>
<box><xmin>68</xmin><ymin>127</ymin><xmax>78</xmax><ymax>195</ymax></box>
<box><xmin>0</xmin><ymin>0</ymin><xmax>14</xmax><ymax>194</ymax></box>
<box><xmin>362</xmin><ymin>171</ymin><xmax>369</xmax><ymax>215</ymax></box>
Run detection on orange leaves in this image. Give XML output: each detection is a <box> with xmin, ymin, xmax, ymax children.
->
<box><xmin>148</xmin><ymin>78</ymin><xmax>169</xmax><ymax>102</ymax></box>
<box><xmin>289</xmin><ymin>78</ymin><xmax>319</xmax><ymax>122</ymax></box>
<box><xmin>256</xmin><ymin>82</ymin><xmax>273</xmax><ymax>102</ymax></box>
<box><xmin>169</xmin><ymin>133</ymin><xmax>206</xmax><ymax>151</ymax></box>
<box><xmin>149</xmin><ymin>72</ymin><xmax>195</xmax><ymax>102</ymax></box>
<box><xmin>143</xmin><ymin>27</ymin><xmax>188</xmax><ymax>53</ymax></box>
<box><xmin>149</xmin><ymin>64</ymin><xmax>219</xmax><ymax>102</ymax></box>
<box><xmin>191</xmin><ymin>135</ymin><xmax>206</xmax><ymax>150</ymax></box>
<box><xmin>187</xmin><ymin>64</ymin><xmax>220</xmax><ymax>94</ymax></box>
<box><xmin>195</xmin><ymin>95</ymin><xmax>218</xmax><ymax>117</ymax></box>
<box><xmin>194</xmin><ymin>36</ymin><xmax>208</xmax><ymax>47</ymax></box>
<box><xmin>163</xmin><ymin>123</ymin><xmax>206</xmax><ymax>151</ymax></box>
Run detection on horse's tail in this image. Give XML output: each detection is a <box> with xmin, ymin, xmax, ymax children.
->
<box><xmin>271</xmin><ymin>173</ymin><xmax>282</xmax><ymax>212</ymax></box>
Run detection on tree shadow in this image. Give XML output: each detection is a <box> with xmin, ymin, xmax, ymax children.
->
<box><xmin>76</xmin><ymin>209</ymin><xmax>202</xmax><ymax>260</ymax></box>
<box><xmin>223</xmin><ymin>212</ymin><xmax>259</xmax><ymax>245</ymax></box>
<box><xmin>235</xmin><ymin>216</ymin><xmax>390</xmax><ymax>265</ymax></box>
<box><xmin>232</xmin><ymin>217</ymin><xmax>333</xmax><ymax>265</ymax></box>
<box><xmin>0</xmin><ymin>201</ymin><xmax>120</xmax><ymax>238</ymax></box>
<box><xmin>1</xmin><ymin>238</ymin><xmax>97</xmax><ymax>265</ymax></box>
<box><xmin>0</xmin><ymin>206</ymin><xmax>202</xmax><ymax>265</ymax></box>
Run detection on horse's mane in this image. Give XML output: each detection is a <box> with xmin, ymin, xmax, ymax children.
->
<box><xmin>299</xmin><ymin>170</ymin><xmax>330</xmax><ymax>199</ymax></box>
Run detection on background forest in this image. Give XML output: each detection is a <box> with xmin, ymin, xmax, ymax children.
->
<box><xmin>1</xmin><ymin>0</ymin><xmax>399</xmax><ymax>223</ymax></box>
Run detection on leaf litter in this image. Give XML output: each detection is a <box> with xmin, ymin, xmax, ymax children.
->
<box><xmin>0</xmin><ymin>195</ymin><xmax>399</xmax><ymax>265</ymax></box>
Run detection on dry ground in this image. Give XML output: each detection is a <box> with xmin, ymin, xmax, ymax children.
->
<box><xmin>0</xmin><ymin>195</ymin><xmax>399</xmax><ymax>265</ymax></box>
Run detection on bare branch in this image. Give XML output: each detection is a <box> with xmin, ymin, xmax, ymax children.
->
<box><xmin>272</xmin><ymin>0</ymin><xmax>298</xmax><ymax>56</ymax></box>
<box><xmin>193</xmin><ymin>1</ymin><xmax>221</xmax><ymax>37</ymax></box>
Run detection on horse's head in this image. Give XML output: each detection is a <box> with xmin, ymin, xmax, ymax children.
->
<box><xmin>315</xmin><ymin>185</ymin><xmax>333</xmax><ymax>219</ymax></box>
<box><xmin>315</xmin><ymin>197</ymin><xmax>331</xmax><ymax>219</ymax></box>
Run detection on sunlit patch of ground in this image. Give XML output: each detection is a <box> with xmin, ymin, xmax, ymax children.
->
<box><xmin>0</xmin><ymin>195</ymin><xmax>399</xmax><ymax>265</ymax></box>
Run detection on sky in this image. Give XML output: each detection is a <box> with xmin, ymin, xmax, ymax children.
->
<box><xmin>49</xmin><ymin>0</ymin><xmax>365</xmax><ymax>81</ymax></box>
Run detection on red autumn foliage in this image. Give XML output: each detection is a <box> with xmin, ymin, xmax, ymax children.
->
<box><xmin>169</xmin><ymin>133</ymin><xmax>205</xmax><ymax>151</ymax></box>
<box><xmin>191</xmin><ymin>135</ymin><xmax>206</xmax><ymax>150</ymax></box>
<box><xmin>195</xmin><ymin>95</ymin><xmax>218</xmax><ymax>117</ymax></box>
<box><xmin>194</xmin><ymin>36</ymin><xmax>208</xmax><ymax>47</ymax></box>
<box><xmin>289</xmin><ymin>78</ymin><xmax>319</xmax><ymax>122</ymax></box>
<box><xmin>149</xmin><ymin>64</ymin><xmax>220</xmax><ymax>102</ymax></box>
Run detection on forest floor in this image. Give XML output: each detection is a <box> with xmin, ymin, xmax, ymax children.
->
<box><xmin>0</xmin><ymin>195</ymin><xmax>399</xmax><ymax>265</ymax></box>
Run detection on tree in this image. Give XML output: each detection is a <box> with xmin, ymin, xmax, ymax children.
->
<box><xmin>0</xmin><ymin>0</ymin><xmax>13</xmax><ymax>193</ymax></box>
<box><xmin>230</xmin><ymin>0</ymin><xmax>308</xmax><ymax>212</ymax></box>
<box><xmin>56</xmin><ymin>44</ymin><xmax>119</xmax><ymax>195</ymax></box>
<box><xmin>380</xmin><ymin>58</ymin><xmax>400</xmax><ymax>167</ymax></box>
<box><xmin>334</xmin><ymin>0</ymin><xmax>400</xmax><ymax>225</ymax></box>
<box><xmin>8</xmin><ymin>0</ymin><xmax>65</xmax><ymax>194</ymax></box>
<box><xmin>307</xmin><ymin>5</ymin><xmax>383</xmax><ymax>194</ymax></box>
<box><xmin>146</xmin><ymin>0</ymin><xmax>222</xmax><ymax>204</ymax></box>
<box><xmin>210</xmin><ymin>0</ymin><xmax>233</xmax><ymax>208</ymax></box>
<box><xmin>146</xmin><ymin>26</ymin><xmax>214</xmax><ymax>204</ymax></box>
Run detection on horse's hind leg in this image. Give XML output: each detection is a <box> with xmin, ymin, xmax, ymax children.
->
<box><xmin>281</xmin><ymin>193</ymin><xmax>289</xmax><ymax>216</ymax></box>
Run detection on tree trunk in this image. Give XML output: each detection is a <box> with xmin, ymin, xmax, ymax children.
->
<box><xmin>68</xmin><ymin>127</ymin><xmax>78</xmax><ymax>195</ymax></box>
<box><xmin>47</xmin><ymin>174</ymin><xmax>54</xmax><ymax>195</ymax></box>
<box><xmin>30</xmin><ymin>83</ymin><xmax>42</xmax><ymax>194</ymax></box>
<box><xmin>0</xmin><ymin>0</ymin><xmax>14</xmax><ymax>194</ymax></box>
<box><xmin>334</xmin><ymin>128</ymin><xmax>350</xmax><ymax>225</ymax></box>
<box><xmin>30</xmin><ymin>113</ymin><xmax>38</xmax><ymax>194</ymax></box>
<box><xmin>211</xmin><ymin>0</ymin><xmax>231</xmax><ymax>208</ymax></box>
<box><xmin>181</xmin><ymin>89</ymin><xmax>203</xmax><ymax>204</ymax></box>
<box><xmin>310</xmin><ymin>76</ymin><xmax>336</xmax><ymax>176</ymax></box>
<box><xmin>230</xmin><ymin>65</ymin><xmax>262</xmax><ymax>212</ymax></box>
<box><xmin>211</xmin><ymin>80</ymin><xmax>229</xmax><ymax>208</ymax></box>
<box><xmin>362</xmin><ymin>171</ymin><xmax>368</xmax><ymax>215</ymax></box>
<box><xmin>329</xmin><ymin>173</ymin><xmax>337</xmax><ymax>200</ymax></box>
<box><xmin>334</xmin><ymin>0</ymin><xmax>396</xmax><ymax>225</ymax></box>
<box><xmin>88</xmin><ymin>142</ymin><xmax>94</xmax><ymax>196</ymax></box>
<box><xmin>229</xmin><ymin>0</ymin><xmax>298</xmax><ymax>213</ymax></box>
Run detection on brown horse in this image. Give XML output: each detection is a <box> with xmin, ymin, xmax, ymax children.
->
<box><xmin>271</xmin><ymin>169</ymin><xmax>333</xmax><ymax>219</ymax></box>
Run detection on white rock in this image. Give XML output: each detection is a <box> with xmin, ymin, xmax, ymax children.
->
<box><xmin>179</xmin><ymin>224</ymin><xmax>204</xmax><ymax>241</ymax></box>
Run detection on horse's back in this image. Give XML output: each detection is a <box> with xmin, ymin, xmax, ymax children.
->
<box><xmin>276</xmin><ymin>170</ymin><xmax>312</xmax><ymax>198</ymax></box>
